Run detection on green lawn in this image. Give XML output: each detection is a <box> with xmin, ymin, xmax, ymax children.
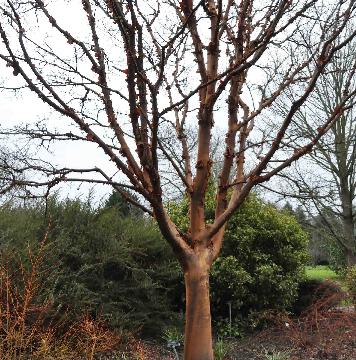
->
<box><xmin>305</xmin><ymin>265</ymin><xmax>339</xmax><ymax>281</ymax></box>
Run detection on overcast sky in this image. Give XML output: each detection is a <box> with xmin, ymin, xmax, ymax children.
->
<box><xmin>1</xmin><ymin>0</ymin><xmax>351</xmax><ymax>211</ymax></box>
<box><xmin>0</xmin><ymin>70</ymin><xmax>116</xmax><ymax>204</ymax></box>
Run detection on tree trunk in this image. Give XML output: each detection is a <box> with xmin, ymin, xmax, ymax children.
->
<box><xmin>184</xmin><ymin>266</ymin><xmax>213</xmax><ymax>360</ymax></box>
<box><xmin>346</xmin><ymin>249</ymin><xmax>356</xmax><ymax>266</ymax></box>
<box><xmin>340</xmin><ymin>182</ymin><xmax>355</xmax><ymax>266</ymax></box>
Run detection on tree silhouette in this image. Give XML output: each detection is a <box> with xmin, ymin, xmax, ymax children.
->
<box><xmin>272</xmin><ymin>38</ymin><xmax>356</xmax><ymax>266</ymax></box>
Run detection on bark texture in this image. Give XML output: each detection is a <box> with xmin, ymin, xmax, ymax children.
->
<box><xmin>346</xmin><ymin>250</ymin><xmax>356</xmax><ymax>266</ymax></box>
<box><xmin>184</xmin><ymin>265</ymin><xmax>213</xmax><ymax>360</ymax></box>
<box><xmin>340</xmin><ymin>182</ymin><xmax>355</xmax><ymax>266</ymax></box>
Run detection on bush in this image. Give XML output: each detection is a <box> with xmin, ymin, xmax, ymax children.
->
<box><xmin>0</xmin><ymin>232</ymin><xmax>123</xmax><ymax>360</ymax></box>
<box><xmin>0</xmin><ymin>197</ymin><xmax>182</xmax><ymax>337</ymax></box>
<box><xmin>212</xmin><ymin>195</ymin><xmax>308</xmax><ymax>326</ymax></box>
<box><xmin>169</xmin><ymin>188</ymin><xmax>309</xmax><ymax>330</ymax></box>
<box><xmin>1</xmin><ymin>189</ymin><xmax>309</xmax><ymax>337</ymax></box>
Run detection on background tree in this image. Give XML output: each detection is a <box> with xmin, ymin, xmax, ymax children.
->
<box><xmin>1</xmin><ymin>1</ymin><xmax>356</xmax><ymax>358</ymax></box>
<box><xmin>272</xmin><ymin>38</ymin><xmax>356</xmax><ymax>267</ymax></box>
<box><xmin>105</xmin><ymin>189</ymin><xmax>144</xmax><ymax>218</ymax></box>
<box><xmin>308</xmin><ymin>211</ymin><xmax>346</xmax><ymax>268</ymax></box>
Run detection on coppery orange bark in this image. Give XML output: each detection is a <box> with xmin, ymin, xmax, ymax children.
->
<box><xmin>184</xmin><ymin>262</ymin><xmax>213</xmax><ymax>360</ymax></box>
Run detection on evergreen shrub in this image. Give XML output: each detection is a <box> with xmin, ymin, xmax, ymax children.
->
<box><xmin>0</xmin><ymin>196</ymin><xmax>181</xmax><ymax>337</ymax></box>
<box><xmin>169</xmin><ymin>190</ymin><xmax>309</xmax><ymax>330</ymax></box>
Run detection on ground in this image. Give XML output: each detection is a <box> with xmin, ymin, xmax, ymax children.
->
<box><xmin>101</xmin><ymin>305</ymin><xmax>355</xmax><ymax>360</ymax></box>
<box><xmin>101</xmin><ymin>266</ymin><xmax>356</xmax><ymax>360</ymax></box>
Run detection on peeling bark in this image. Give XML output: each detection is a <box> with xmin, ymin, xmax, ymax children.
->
<box><xmin>184</xmin><ymin>264</ymin><xmax>213</xmax><ymax>360</ymax></box>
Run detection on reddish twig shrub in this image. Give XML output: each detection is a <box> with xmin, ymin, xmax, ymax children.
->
<box><xmin>259</xmin><ymin>282</ymin><xmax>356</xmax><ymax>359</ymax></box>
<box><xmin>0</xmin><ymin>225</ymin><xmax>124</xmax><ymax>360</ymax></box>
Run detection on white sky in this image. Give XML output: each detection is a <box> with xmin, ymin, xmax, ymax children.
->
<box><xmin>0</xmin><ymin>73</ymin><xmax>115</xmax><ymax>203</ymax></box>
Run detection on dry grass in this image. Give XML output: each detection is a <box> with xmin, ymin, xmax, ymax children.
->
<box><xmin>124</xmin><ymin>338</ymin><xmax>177</xmax><ymax>360</ymax></box>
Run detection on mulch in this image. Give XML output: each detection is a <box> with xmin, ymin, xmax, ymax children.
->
<box><xmin>228</xmin><ymin>305</ymin><xmax>356</xmax><ymax>360</ymax></box>
<box><xmin>102</xmin><ymin>305</ymin><xmax>355</xmax><ymax>359</ymax></box>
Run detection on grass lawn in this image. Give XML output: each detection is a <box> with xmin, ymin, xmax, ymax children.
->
<box><xmin>305</xmin><ymin>265</ymin><xmax>339</xmax><ymax>281</ymax></box>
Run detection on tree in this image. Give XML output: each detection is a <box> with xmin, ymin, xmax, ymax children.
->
<box><xmin>1</xmin><ymin>1</ymin><xmax>356</xmax><ymax>358</ymax></box>
<box><xmin>105</xmin><ymin>189</ymin><xmax>144</xmax><ymax>217</ymax></box>
<box><xmin>308</xmin><ymin>210</ymin><xmax>345</xmax><ymax>268</ymax></box>
<box><xmin>272</xmin><ymin>38</ymin><xmax>356</xmax><ymax>266</ymax></box>
<box><xmin>0</xmin><ymin>146</ymin><xmax>28</xmax><ymax>201</ymax></box>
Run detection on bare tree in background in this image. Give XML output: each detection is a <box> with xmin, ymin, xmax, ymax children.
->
<box><xmin>271</xmin><ymin>38</ymin><xmax>356</xmax><ymax>266</ymax></box>
<box><xmin>1</xmin><ymin>1</ymin><xmax>356</xmax><ymax>358</ymax></box>
<box><xmin>0</xmin><ymin>145</ymin><xmax>29</xmax><ymax>200</ymax></box>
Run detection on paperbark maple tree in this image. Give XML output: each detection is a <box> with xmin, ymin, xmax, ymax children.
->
<box><xmin>1</xmin><ymin>1</ymin><xmax>356</xmax><ymax>359</ymax></box>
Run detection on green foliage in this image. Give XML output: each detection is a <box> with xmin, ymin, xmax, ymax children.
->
<box><xmin>0</xmin><ymin>197</ymin><xmax>182</xmax><ymax>337</ymax></box>
<box><xmin>214</xmin><ymin>338</ymin><xmax>231</xmax><ymax>360</ymax></box>
<box><xmin>307</xmin><ymin>212</ymin><xmax>347</xmax><ymax>272</ymax></box>
<box><xmin>345</xmin><ymin>265</ymin><xmax>356</xmax><ymax>304</ymax></box>
<box><xmin>210</xmin><ymin>256</ymin><xmax>252</xmax><ymax>311</ymax></box>
<box><xmin>1</xmin><ymin>186</ymin><xmax>309</xmax><ymax>338</ymax></box>
<box><xmin>162</xmin><ymin>327</ymin><xmax>184</xmax><ymax>345</ymax></box>
<box><xmin>105</xmin><ymin>190</ymin><xmax>144</xmax><ymax>218</ymax></box>
<box><xmin>215</xmin><ymin>318</ymin><xmax>243</xmax><ymax>339</ymax></box>
<box><xmin>170</xmin><ymin>189</ymin><xmax>309</xmax><ymax>329</ymax></box>
<box><xmin>216</xmin><ymin>195</ymin><xmax>308</xmax><ymax>319</ymax></box>
<box><xmin>0</xmin><ymin>202</ymin><xmax>43</xmax><ymax>253</ymax></box>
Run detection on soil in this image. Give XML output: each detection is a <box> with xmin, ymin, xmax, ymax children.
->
<box><xmin>226</xmin><ymin>306</ymin><xmax>356</xmax><ymax>360</ymax></box>
<box><xmin>100</xmin><ymin>307</ymin><xmax>356</xmax><ymax>359</ymax></box>
<box><xmin>102</xmin><ymin>327</ymin><xmax>356</xmax><ymax>360</ymax></box>
<box><xmin>228</xmin><ymin>330</ymin><xmax>356</xmax><ymax>360</ymax></box>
